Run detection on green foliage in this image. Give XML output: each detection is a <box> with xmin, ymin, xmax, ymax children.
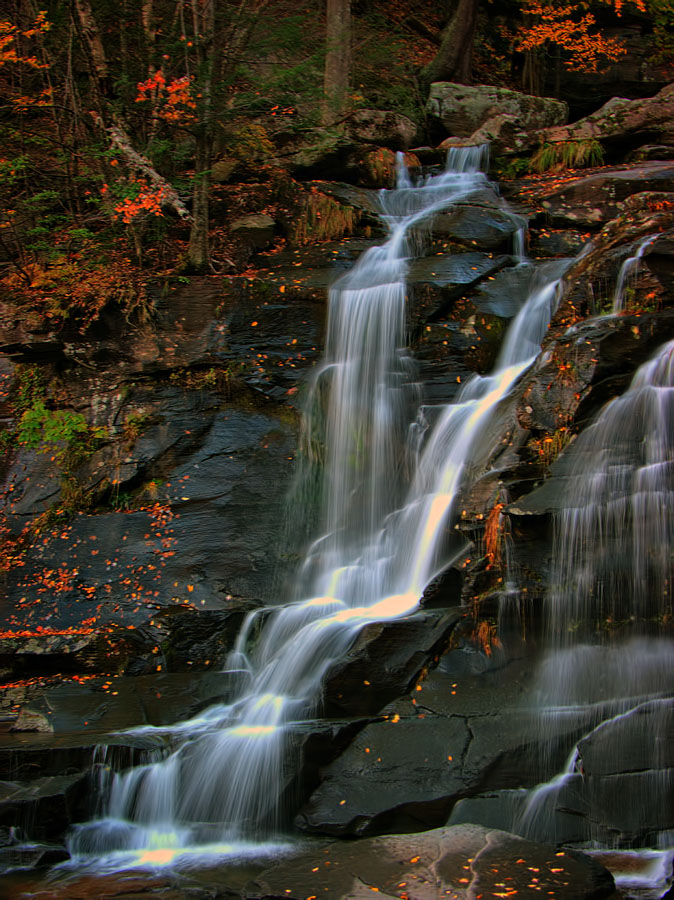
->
<box><xmin>530</xmin><ymin>140</ymin><xmax>605</xmax><ymax>173</ymax></box>
<box><xmin>225</xmin><ymin>124</ymin><xmax>275</xmax><ymax>164</ymax></box>
<box><xmin>229</xmin><ymin>11</ymin><xmax>323</xmax><ymax>122</ymax></box>
<box><xmin>122</xmin><ymin>410</ymin><xmax>155</xmax><ymax>443</ymax></box>
<box><xmin>0</xmin><ymin>155</ymin><xmax>29</xmax><ymax>185</ymax></box>
<box><xmin>350</xmin><ymin>11</ymin><xmax>423</xmax><ymax>124</ymax></box>
<box><xmin>648</xmin><ymin>0</ymin><xmax>674</xmax><ymax>61</ymax></box>
<box><xmin>16</xmin><ymin>399</ymin><xmax>106</xmax><ymax>465</ymax></box>
<box><xmin>13</xmin><ymin>364</ymin><xmax>45</xmax><ymax>415</ymax></box>
<box><xmin>492</xmin><ymin>156</ymin><xmax>531</xmax><ymax>180</ymax></box>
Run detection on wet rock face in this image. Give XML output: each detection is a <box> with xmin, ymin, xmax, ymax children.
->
<box><xmin>297</xmin><ymin>658</ymin><xmax>595</xmax><ymax>838</ymax></box>
<box><xmin>321</xmin><ymin>609</ymin><xmax>463</xmax><ymax>719</ymax></box>
<box><xmin>248</xmin><ymin>825</ymin><xmax>616</xmax><ymax>900</ymax></box>
<box><xmin>0</xmin><ymin>774</ymin><xmax>88</xmax><ymax>843</ymax></box>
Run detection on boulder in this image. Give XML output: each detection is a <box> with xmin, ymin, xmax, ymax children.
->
<box><xmin>11</xmin><ymin>708</ymin><xmax>53</xmax><ymax>733</ymax></box>
<box><xmin>229</xmin><ymin>214</ymin><xmax>276</xmax><ymax>250</ymax></box>
<box><xmin>442</xmin><ymin>206</ymin><xmax>523</xmax><ymax>250</ymax></box>
<box><xmin>211</xmin><ymin>157</ymin><xmax>238</xmax><ymax>183</ymax></box>
<box><xmin>427</xmin><ymin>83</ymin><xmax>568</xmax><ymax>138</ymax></box>
<box><xmin>539</xmin><ymin>83</ymin><xmax>674</xmax><ymax>149</ymax></box>
<box><xmin>271</xmin><ymin>128</ymin><xmax>364</xmax><ymax>180</ymax></box>
<box><xmin>629</xmin><ymin>144</ymin><xmax>674</xmax><ymax>162</ymax></box>
<box><xmin>346</xmin><ymin>109</ymin><xmax>418</xmax><ymax>150</ymax></box>
<box><xmin>439</xmin><ymin>114</ymin><xmax>534</xmax><ymax>155</ymax></box>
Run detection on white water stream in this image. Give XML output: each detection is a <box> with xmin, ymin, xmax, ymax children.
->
<box><xmin>517</xmin><ymin>340</ymin><xmax>674</xmax><ymax>850</ymax></box>
<box><xmin>612</xmin><ymin>234</ymin><xmax>659</xmax><ymax>314</ymax></box>
<box><xmin>69</xmin><ymin>148</ymin><xmax>566</xmax><ymax>868</ymax></box>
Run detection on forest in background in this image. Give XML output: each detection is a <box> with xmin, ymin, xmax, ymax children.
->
<box><xmin>0</xmin><ymin>0</ymin><xmax>672</xmax><ymax>330</ymax></box>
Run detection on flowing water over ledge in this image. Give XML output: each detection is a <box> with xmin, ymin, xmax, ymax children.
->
<box><xmin>512</xmin><ymin>340</ymin><xmax>674</xmax><ymax>853</ymax></box>
<box><xmin>62</xmin><ymin>147</ymin><xmax>573</xmax><ymax>871</ymax></box>
<box><xmin>3</xmin><ymin>150</ymin><xmax>664</xmax><ymax>900</ymax></box>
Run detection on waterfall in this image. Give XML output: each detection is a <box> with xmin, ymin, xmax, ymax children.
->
<box><xmin>519</xmin><ymin>340</ymin><xmax>674</xmax><ymax>846</ymax></box>
<box><xmin>69</xmin><ymin>148</ymin><xmax>566</xmax><ymax>869</ymax></box>
<box><xmin>611</xmin><ymin>234</ymin><xmax>659</xmax><ymax>314</ymax></box>
<box><xmin>548</xmin><ymin>339</ymin><xmax>674</xmax><ymax>638</ymax></box>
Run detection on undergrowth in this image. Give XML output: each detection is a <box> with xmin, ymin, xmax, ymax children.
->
<box><xmin>530</xmin><ymin>139</ymin><xmax>604</xmax><ymax>173</ymax></box>
<box><xmin>288</xmin><ymin>189</ymin><xmax>358</xmax><ymax>246</ymax></box>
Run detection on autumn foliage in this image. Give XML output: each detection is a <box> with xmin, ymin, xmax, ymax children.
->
<box><xmin>104</xmin><ymin>178</ymin><xmax>170</xmax><ymax>224</ymax></box>
<box><xmin>515</xmin><ymin>0</ymin><xmax>648</xmax><ymax>72</ymax></box>
<box><xmin>135</xmin><ymin>69</ymin><xmax>196</xmax><ymax>124</ymax></box>
<box><xmin>0</xmin><ymin>10</ymin><xmax>49</xmax><ymax>71</ymax></box>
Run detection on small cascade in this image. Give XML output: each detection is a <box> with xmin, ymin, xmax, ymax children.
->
<box><xmin>517</xmin><ymin>697</ymin><xmax>673</xmax><ymax>845</ymax></box>
<box><xmin>587</xmin><ymin>848</ymin><xmax>674</xmax><ymax>899</ymax></box>
<box><xmin>69</xmin><ymin>147</ymin><xmax>569</xmax><ymax>869</ymax></box>
<box><xmin>612</xmin><ymin>234</ymin><xmax>659</xmax><ymax>314</ymax></box>
<box><xmin>519</xmin><ymin>340</ymin><xmax>674</xmax><ymax>848</ymax></box>
<box><xmin>512</xmin><ymin>224</ymin><xmax>527</xmax><ymax>264</ymax></box>
<box><xmin>516</xmin><ymin>743</ymin><xmax>580</xmax><ymax>843</ymax></box>
<box><xmin>548</xmin><ymin>339</ymin><xmax>674</xmax><ymax>635</ymax></box>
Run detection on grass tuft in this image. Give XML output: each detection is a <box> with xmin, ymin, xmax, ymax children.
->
<box><xmin>530</xmin><ymin>140</ymin><xmax>604</xmax><ymax>173</ymax></box>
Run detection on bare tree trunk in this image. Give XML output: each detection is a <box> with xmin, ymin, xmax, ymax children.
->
<box><xmin>186</xmin><ymin>0</ymin><xmax>215</xmax><ymax>271</ymax></box>
<box><xmin>72</xmin><ymin>0</ymin><xmax>111</xmax><ymax>98</ymax></box>
<box><xmin>188</xmin><ymin>134</ymin><xmax>212</xmax><ymax>271</ymax></box>
<box><xmin>421</xmin><ymin>0</ymin><xmax>479</xmax><ymax>86</ymax></box>
<box><xmin>106</xmin><ymin>123</ymin><xmax>191</xmax><ymax>220</ymax></box>
<box><xmin>322</xmin><ymin>0</ymin><xmax>351</xmax><ymax>125</ymax></box>
<box><xmin>187</xmin><ymin>0</ymin><xmax>271</xmax><ymax>271</ymax></box>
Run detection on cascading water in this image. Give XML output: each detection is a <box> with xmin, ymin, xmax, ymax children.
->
<box><xmin>612</xmin><ymin>234</ymin><xmax>659</xmax><ymax>314</ymax></box>
<box><xmin>549</xmin><ymin>339</ymin><xmax>674</xmax><ymax>639</ymax></box>
<box><xmin>518</xmin><ymin>340</ymin><xmax>674</xmax><ymax>847</ymax></box>
<box><xmin>68</xmin><ymin>147</ymin><xmax>567</xmax><ymax>869</ymax></box>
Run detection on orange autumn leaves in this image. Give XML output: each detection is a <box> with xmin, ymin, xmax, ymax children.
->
<box><xmin>135</xmin><ymin>68</ymin><xmax>196</xmax><ymax>124</ymax></box>
<box><xmin>106</xmin><ymin>179</ymin><xmax>170</xmax><ymax>224</ymax></box>
<box><xmin>0</xmin><ymin>10</ymin><xmax>50</xmax><ymax>71</ymax></box>
<box><xmin>0</xmin><ymin>10</ymin><xmax>53</xmax><ymax>110</ymax></box>
<box><xmin>515</xmin><ymin>0</ymin><xmax>647</xmax><ymax>72</ymax></box>
<box><xmin>104</xmin><ymin>69</ymin><xmax>197</xmax><ymax>224</ymax></box>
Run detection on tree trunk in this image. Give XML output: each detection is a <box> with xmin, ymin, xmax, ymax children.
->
<box><xmin>188</xmin><ymin>131</ymin><xmax>213</xmax><ymax>271</ymax></box>
<box><xmin>72</xmin><ymin>0</ymin><xmax>112</xmax><ymax>98</ymax></box>
<box><xmin>322</xmin><ymin>0</ymin><xmax>351</xmax><ymax>125</ymax></box>
<box><xmin>186</xmin><ymin>0</ymin><xmax>270</xmax><ymax>271</ymax></box>
<box><xmin>186</xmin><ymin>0</ymin><xmax>215</xmax><ymax>271</ymax></box>
<box><xmin>421</xmin><ymin>0</ymin><xmax>480</xmax><ymax>87</ymax></box>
